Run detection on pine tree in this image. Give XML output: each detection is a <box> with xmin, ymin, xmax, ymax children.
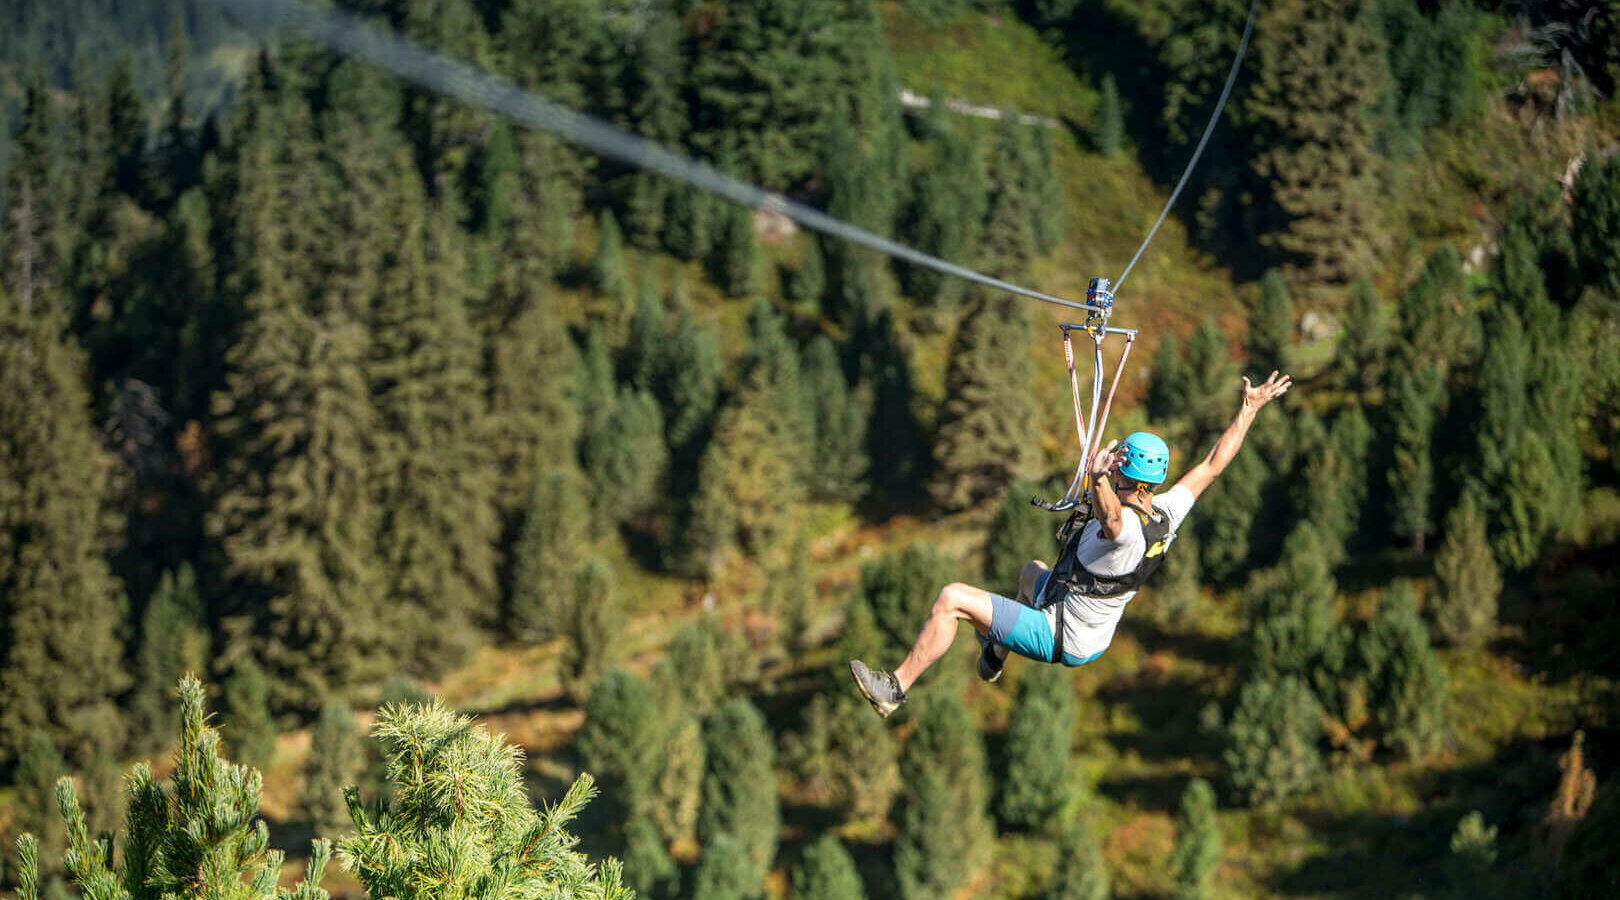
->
<box><xmin>509</xmin><ymin>466</ymin><xmax>590</xmax><ymax>642</ymax></box>
<box><xmin>1044</xmin><ymin>818</ymin><xmax>1109</xmax><ymax>900</ymax></box>
<box><xmin>1169</xmin><ymin>778</ymin><xmax>1223</xmax><ymax>900</ymax></box>
<box><xmin>369</xmin><ymin>195</ymin><xmax>499</xmax><ymax>677</ymax></box>
<box><xmin>1335</xmin><ymin>278</ymin><xmax>1388</xmax><ymax>394</ymax></box>
<box><xmin>1301</xmin><ymin>408</ymin><xmax>1372</xmax><ymax>562</ymax></box>
<box><xmin>657</xmin><ymin>306</ymin><xmax>724</xmax><ymax>463</ymax></box>
<box><xmin>686</xmin><ymin>0</ymin><xmax>892</xmax><ymax>190</ymax></box>
<box><xmin>998</xmin><ymin>664</ymin><xmax>1077</xmax><ymax>832</ymax></box>
<box><xmin>1386</xmin><ymin>362</ymin><xmax>1445</xmax><ymax>552</ymax></box>
<box><xmin>693</xmin><ymin>833</ymin><xmax>757</xmax><ymax>900</ymax></box>
<box><xmin>1445</xmin><ymin>811</ymin><xmax>1498</xmax><ymax>900</ymax></box>
<box><xmin>791</xmin><ymin>834</ymin><xmax>866</xmax><ymax>900</ymax></box>
<box><xmin>852</xmin><ymin>310</ymin><xmax>927</xmax><ymax>498</ymax></box>
<box><xmin>1473</xmin><ymin>306</ymin><xmax>1562</xmax><ymax>570</ymax></box>
<box><xmin>1248</xmin><ymin>524</ymin><xmax>1338</xmax><ymax>676</ymax></box>
<box><xmin>983</xmin><ymin>479</ymin><xmax>1058</xmax><ymax>597</ymax></box>
<box><xmin>489</xmin><ymin>291</ymin><xmax>582</xmax><ymax>510</ymax></box>
<box><xmin>932</xmin><ymin>296</ymin><xmax>1041</xmax><ymax>510</ymax></box>
<box><xmin>716</xmin><ymin>203</ymin><xmax>764</xmax><ymax>298</ymax></box>
<box><xmin>218</xmin><ymin>661</ymin><xmax>274</xmax><ymax>774</ymax></box>
<box><xmin>651</xmin><ymin>710</ymin><xmax>705</xmax><ymax>851</ymax></box>
<box><xmin>620</xmin><ymin>816</ymin><xmax>677</xmax><ymax>900</ymax></box>
<box><xmin>1224</xmin><ymin>673</ymin><xmax>1323</xmax><ymax>808</ymax></box>
<box><xmin>302</xmin><ymin>704</ymin><xmax>365</xmax><ymax>838</ymax></box>
<box><xmin>980</xmin><ymin>120</ymin><xmax>1044</xmax><ymax>280</ymax></box>
<box><xmin>0</xmin><ymin>284</ymin><xmax>129</xmax><ymax>767</ymax></box>
<box><xmin>682</xmin><ymin>442</ymin><xmax>737</xmax><ymax>578</ymax></box>
<box><xmin>786</xmin><ymin>691</ymin><xmax>902</xmax><ymax>828</ymax></box>
<box><xmin>1247</xmin><ymin>269</ymin><xmax>1294</xmax><ymax>377</ymax></box>
<box><xmin>12</xmin><ymin>733</ymin><xmax>69</xmax><ymax>892</ymax></box>
<box><xmin>343</xmin><ymin>700</ymin><xmax>630</xmax><ymax>898</ymax></box>
<box><xmin>43</xmin><ymin>676</ymin><xmax>333</xmax><ymax>900</ymax></box>
<box><xmin>1246</xmin><ymin>0</ymin><xmax>1388</xmax><ymax>283</ymax></box>
<box><xmin>1365</xmin><ymin>582</ymin><xmax>1446</xmax><ymax>759</ymax></box>
<box><xmin>900</xmin><ymin>99</ymin><xmax>986</xmax><ymax>306</ymax></box>
<box><xmin>1030</xmin><ymin>128</ymin><xmax>1065</xmax><ymax>254</ymax></box>
<box><xmin>1197</xmin><ymin>442</ymin><xmax>1267</xmax><ymax>585</ymax></box>
<box><xmin>624</xmin><ymin>283</ymin><xmax>669</xmax><ymax>391</ymax></box>
<box><xmin>211</xmin><ymin>73</ymin><xmax>389</xmax><ymax>710</ymax></box>
<box><xmin>1091</xmin><ymin>73</ymin><xmax>1125</xmax><ymax>158</ymax></box>
<box><xmin>621</xmin><ymin>0</ymin><xmax>687</xmax><ymax>249</ymax></box>
<box><xmin>895</xmin><ymin>693</ymin><xmax>993</xmax><ymax>900</ymax></box>
<box><xmin>789</xmin><ymin>235</ymin><xmax>828</xmax><ymax>309</ymax></box>
<box><xmin>561</xmin><ymin>559</ymin><xmax>620</xmax><ymax>699</ymax></box>
<box><xmin>705</xmin><ymin>312</ymin><xmax>810</xmax><ymax>564</ymax></box>
<box><xmin>1432</xmin><ymin>491</ymin><xmax>1501</xmax><ymax>649</ymax></box>
<box><xmin>658</xmin><ymin>616</ymin><xmax>735</xmax><ymax>719</ymax></box>
<box><xmin>130</xmin><ymin>564</ymin><xmax>208</xmax><ymax>754</ymax></box>
<box><xmin>583</xmin><ymin>387</ymin><xmax>669</xmax><ymax>533</ymax></box>
<box><xmin>478</xmin><ymin>126</ymin><xmax>578</xmax><ymax>322</ymax></box>
<box><xmin>3</xmin><ymin>74</ymin><xmax>66</xmax><ymax>312</ymax></box>
<box><xmin>663</xmin><ymin>183</ymin><xmax>716</xmax><ymax>260</ymax></box>
<box><xmin>1149</xmin><ymin>526</ymin><xmax>1204</xmax><ymax>626</ymax></box>
<box><xmin>592</xmin><ymin>208</ymin><xmax>632</xmax><ymax>302</ymax></box>
<box><xmin>1571</xmin><ymin>149</ymin><xmax>1620</xmax><ymax>299</ymax></box>
<box><xmin>802</xmin><ymin>336</ymin><xmax>870</xmax><ymax>501</ymax></box>
<box><xmin>578</xmin><ymin>669</ymin><xmax>663</xmax><ymax>832</ymax></box>
<box><xmin>1154</xmin><ymin>320</ymin><xmax>1241</xmax><ymax>455</ymax></box>
<box><xmin>700</xmin><ymin>699</ymin><xmax>781</xmax><ymax>884</ymax></box>
<box><xmin>856</xmin><ymin>544</ymin><xmax>956</xmax><ymax>662</ymax></box>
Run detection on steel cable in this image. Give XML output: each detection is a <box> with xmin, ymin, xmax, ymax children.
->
<box><xmin>217</xmin><ymin>0</ymin><xmax>1105</xmax><ymax>314</ymax></box>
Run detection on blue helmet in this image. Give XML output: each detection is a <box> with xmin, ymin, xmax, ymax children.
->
<box><xmin>1118</xmin><ymin>431</ymin><xmax>1170</xmax><ymax>485</ymax></box>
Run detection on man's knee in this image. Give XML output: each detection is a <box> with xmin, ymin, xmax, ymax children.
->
<box><xmin>933</xmin><ymin>582</ymin><xmax>972</xmax><ymax>617</ymax></box>
<box><xmin>933</xmin><ymin>582</ymin><xmax>994</xmax><ymax>631</ymax></box>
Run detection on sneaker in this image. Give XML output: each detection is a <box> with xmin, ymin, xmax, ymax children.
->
<box><xmin>977</xmin><ymin>635</ymin><xmax>1008</xmax><ymax>684</ymax></box>
<box><xmin>848</xmin><ymin>659</ymin><xmax>907</xmax><ymax>719</ymax></box>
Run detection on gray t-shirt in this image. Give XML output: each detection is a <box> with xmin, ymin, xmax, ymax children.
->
<box><xmin>1043</xmin><ymin>484</ymin><xmax>1196</xmax><ymax>659</ymax></box>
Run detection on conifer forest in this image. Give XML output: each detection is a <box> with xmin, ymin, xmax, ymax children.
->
<box><xmin>4</xmin><ymin>0</ymin><xmax>1620</xmax><ymax>897</ymax></box>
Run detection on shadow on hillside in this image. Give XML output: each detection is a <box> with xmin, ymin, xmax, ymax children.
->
<box><xmin>1118</xmin><ymin>614</ymin><xmax>1232</xmax><ymax>666</ymax></box>
<box><xmin>1493</xmin><ymin>548</ymin><xmax>1620</xmax><ymax>694</ymax></box>
<box><xmin>1267</xmin><ymin>735</ymin><xmax>1567</xmax><ymax>899</ymax></box>
<box><xmin>464</xmin><ymin>692</ymin><xmax>578</xmax><ymax>718</ymax></box>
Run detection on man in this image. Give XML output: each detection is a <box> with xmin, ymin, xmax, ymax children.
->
<box><xmin>849</xmin><ymin>370</ymin><xmax>1292</xmax><ymax>718</ymax></box>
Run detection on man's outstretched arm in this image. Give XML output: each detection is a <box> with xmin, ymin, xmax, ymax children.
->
<box><xmin>1174</xmin><ymin>370</ymin><xmax>1292</xmax><ymax>501</ymax></box>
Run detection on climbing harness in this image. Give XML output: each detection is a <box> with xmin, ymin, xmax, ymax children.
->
<box><xmin>1041</xmin><ymin>501</ymin><xmax>1176</xmax><ymax>664</ymax></box>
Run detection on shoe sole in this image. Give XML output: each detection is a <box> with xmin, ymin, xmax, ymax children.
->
<box><xmin>977</xmin><ymin>655</ymin><xmax>1004</xmax><ymax>684</ymax></box>
<box><xmin>849</xmin><ymin>661</ymin><xmax>902</xmax><ymax>719</ymax></box>
<box><xmin>977</xmin><ymin>637</ymin><xmax>1005</xmax><ymax>684</ymax></box>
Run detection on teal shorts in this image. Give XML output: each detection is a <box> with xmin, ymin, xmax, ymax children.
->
<box><xmin>988</xmin><ymin>569</ymin><xmax>1106</xmax><ymax>668</ymax></box>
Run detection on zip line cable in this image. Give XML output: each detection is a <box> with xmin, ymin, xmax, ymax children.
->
<box><xmin>1112</xmin><ymin>0</ymin><xmax>1261</xmax><ymax>292</ymax></box>
<box><xmin>216</xmin><ymin>0</ymin><xmax>1104</xmax><ymax>315</ymax></box>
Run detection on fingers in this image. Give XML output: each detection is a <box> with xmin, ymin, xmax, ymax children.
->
<box><xmin>1242</xmin><ymin>376</ymin><xmax>1253</xmax><ymax>391</ymax></box>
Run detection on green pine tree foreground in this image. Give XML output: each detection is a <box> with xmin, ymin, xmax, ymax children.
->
<box><xmin>341</xmin><ymin>700</ymin><xmax>628</xmax><ymax>899</ymax></box>
<box><xmin>7</xmin><ymin>678</ymin><xmax>626</xmax><ymax>900</ymax></box>
<box><xmin>11</xmin><ymin>676</ymin><xmax>331</xmax><ymax>900</ymax></box>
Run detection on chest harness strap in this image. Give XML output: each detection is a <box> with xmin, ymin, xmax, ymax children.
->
<box><xmin>1039</xmin><ymin>502</ymin><xmax>1175</xmax><ymax>665</ymax></box>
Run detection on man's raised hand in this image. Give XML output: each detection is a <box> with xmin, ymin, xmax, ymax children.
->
<box><xmin>1242</xmin><ymin>371</ymin><xmax>1292</xmax><ymax>411</ymax></box>
<box><xmin>1089</xmin><ymin>439</ymin><xmax>1122</xmax><ymax>479</ymax></box>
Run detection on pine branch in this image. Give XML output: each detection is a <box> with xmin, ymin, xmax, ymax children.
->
<box><xmin>15</xmin><ymin>835</ymin><xmax>39</xmax><ymax>900</ymax></box>
<box><xmin>55</xmin><ymin>778</ymin><xmax>129</xmax><ymax>900</ymax></box>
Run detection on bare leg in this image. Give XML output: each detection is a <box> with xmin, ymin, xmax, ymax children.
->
<box><xmin>893</xmin><ymin>582</ymin><xmax>996</xmax><ymax>693</ymax></box>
